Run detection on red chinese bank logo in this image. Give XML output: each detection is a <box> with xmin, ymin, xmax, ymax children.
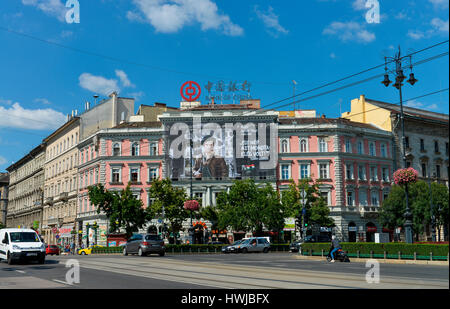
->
<box><xmin>180</xmin><ymin>81</ymin><xmax>201</xmax><ymax>102</ymax></box>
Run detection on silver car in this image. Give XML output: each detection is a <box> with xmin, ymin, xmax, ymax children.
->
<box><xmin>237</xmin><ymin>237</ymin><xmax>270</xmax><ymax>253</ymax></box>
<box><xmin>123</xmin><ymin>234</ymin><xmax>165</xmax><ymax>257</ymax></box>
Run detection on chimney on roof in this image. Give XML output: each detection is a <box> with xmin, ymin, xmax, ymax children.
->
<box><xmin>211</xmin><ymin>97</ymin><xmax>215</xmax><ymax>105</ymax></box>
<box><xmin>321</xmin><ymin>114</ymin><xmax>326</xmax><ymax>118</ymax></box>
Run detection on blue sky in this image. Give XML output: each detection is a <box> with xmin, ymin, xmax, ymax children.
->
<box><xmin>0</xmin><ymin>0</ymin><xmax>449</xmax><ymax>171</ymax></box>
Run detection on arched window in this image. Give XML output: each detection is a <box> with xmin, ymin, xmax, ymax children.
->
<box><xmin>131</xmin><ymin>142</ymin><xmax>139</xmax><ymax>156</ymax></box>
<box><xmin>300</xmin><ymin>139</ymin><xmax>308</xmax><ymax>152</ymax></box>
<box><xmin>113</xmin><ymin>143</ymin><xmax>121</xmax><ymax>156</ymax></box>
<box><xmin>281</xmin><ymin>139</ymin><xmax>288</xmax><ymax>153</ymax></box>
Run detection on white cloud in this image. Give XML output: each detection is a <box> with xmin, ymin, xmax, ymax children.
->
<box><xmin>330</xmin><ymin>52</ymin><xmax>336</xmax><ymax>59</ymax></box>
<box><xmin>254</xmin><ymin>6</ymin><xmax>288</xmax><ymax>37</ymax></box>
<box><xmin>323</xmin><ymin>21</ymin><xmax>375</xmax><ymax>43</ymax></box>
<box><xmin>408</xmin><ymin>18</ymin><xmax>449</xmax><ymax>40</ymax></box>
<box><xmin>79</xmin><ymin>70</ymin><xmax>137</xmax><ymax>96</ymax></box>
<box><xmin>127</xmin><ymin>91</ymin><xmax>145</xmax><ymax>101</ymax></box>
<box><xmin>21</xmin><ymin>0</ymin><xmax>67</xmax><ymax>22</ymax></box>
<box><xmin>79</xmin><ymin>73</ymin><xmax>120</xmax><ymax>96</ymax></box>
<box><xmin>405</xmin><ymin>100</ymin><xmax>440</xmax><ymax>111</ymax></box>
<box><xmin>429</xmin><ymin>0</ymin><xmax>449</xmax><ymax>9</ymax></box>
<box><xmin>352</xmin><ymin>0</ymin><xmax>366</xmax><ymax>11</ymax></box>
<box><xmin>0</xmin><ymin>156</ymin><xmax>6</xmax><ymax>166</ymax></box>
<box><xmin>0</xmin><ymin>101</ymin><xmax>66</xmax><ymax>130</ymax></box>
<box><xmin>115</xmin><ymin>70</ymin><xmax>135</xmax><ymax>88</ymax></box>
<box><xmin>34</xmin><ymin>98</ymin><xmax>52</xmax><ymax>105</ymax></box>
<box><xmin>128</xmin><ymin>0</ymin><xmax>243</xmax><ymax>36</ymax></box>
<box><xmin>431</xmin><ymin>18</ymin><xmax>449</xmax><ymax>33</ymax></box>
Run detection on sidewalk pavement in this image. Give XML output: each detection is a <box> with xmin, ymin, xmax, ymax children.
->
<box><xmin>293</xmin><ymin>254</ymin><xmax>449</xmax><ymax>266</ymax></box>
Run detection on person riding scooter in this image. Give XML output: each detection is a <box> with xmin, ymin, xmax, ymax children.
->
<box><xmin>329</xmin><ymin>235</ymin><xmax>341</xmax><ymax>263</ymax></box>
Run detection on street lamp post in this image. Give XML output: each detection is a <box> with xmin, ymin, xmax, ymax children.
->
<box><xmin>429</xmin><ymin>172</ymin><xmax>436</xmax><ymax>242</ymax></box>
<box><xmin>382</xmin><ymin>46</ymin><xmax>418</xmax><ymax>244</ymax></box>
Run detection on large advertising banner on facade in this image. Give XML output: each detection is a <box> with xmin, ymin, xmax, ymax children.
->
<box><xmin>166</xmin><ymin>118</ymin><xmax>277</xmax><ymax>180</ymax></box>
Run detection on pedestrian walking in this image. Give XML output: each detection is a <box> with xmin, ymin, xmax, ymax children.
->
<box><xmin>71</xmin><ymin>242</ymin><xmax>75</xmax><ymax>255</ymax></box>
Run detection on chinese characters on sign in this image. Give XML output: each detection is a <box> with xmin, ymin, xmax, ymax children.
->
<box><xmin>204</xmin><ymin>80</ymin><xmax>252</xmax><ymax>103</ymax></box>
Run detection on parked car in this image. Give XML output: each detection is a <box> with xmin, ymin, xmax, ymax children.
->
<box><xmin>0</xmin><ymin>228</ymin><xmax>46</xmax><ymax>264</ymax></box>
<box><xmin>123</xmin><ymin>234</ymin><xmax>165</xmax><ymax>257</ymax></box>
<box><xmin>222</xmin><ymin>240</ymin><xmax>243</xmax><ymax>254</ymax></box>
<box><xmin>78</xmin><ymin>244</ymin><xmax>103</xmax><ymax>255</ymax></box>
<box><xmin>290</xmin><ymin>235</ymin><xmax>331</xmax><ymax>252</ymax></box>
<box><xmin>46</xmin><ymin>245</ymin><xmax>60</xmax><ymax>256</ymax></box>
<box><xmin>237</xmin><ymin>237</ymin><xmax>270</xmax><ymax>253</ymax></box>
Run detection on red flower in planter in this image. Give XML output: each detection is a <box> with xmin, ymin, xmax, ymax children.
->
<box><xmin>184</xmin><ymin>200</ymin><xmax>200</xmax><ymax>211</ymax></box>
<box><xmin>393</xmin><ymin>168</ymin><xmax>418</xmax><ymax>185</ymax></box>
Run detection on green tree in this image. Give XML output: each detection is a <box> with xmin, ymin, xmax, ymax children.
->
<box><xmin>380</xmin><ymin>181</ymin><xmax>449</xmax><ymax>240</ymax></box>
<box><xmin>0</xmin><ymin>222</ymin><xmax>5</xmax><ymax>229</ymax></box>
<box><xmin>88</xmin><ymin>183</ymin><xmax>147</xmax><ymax>239</ymax></box>
<box><xmin>216</xmin><ymin>179</ymin><xmax>285</xmax><ymax>236</ymax></box>
<box><xmin>199</xmin><ymin>206</ymin><xmax>219</xmax><ymax>231</ymax></box>
<box><xmin>146</xmin><ymin>179</ymin><xmax>188</xmax><ymax>243</ymax></box>
<box><xmin>281</xmin><ymin>179</ymin><xmax>334</xmax><ymax>229</ymax></box>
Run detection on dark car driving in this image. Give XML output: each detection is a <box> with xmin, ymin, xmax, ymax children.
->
<box><xmin>290</xmin><ymin>235</ymin><xmax>331</xmax><ymax>252</ymax></box>
<box><xmin>123</xmin><ymin>234</ymin><xmax>165</xmax><ymax>257</ymax></box>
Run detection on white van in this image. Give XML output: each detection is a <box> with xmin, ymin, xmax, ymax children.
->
<box><xmin>0</xmin><ymin>228</ymin><xmax>46</xmax><ymax>265</ymax></box>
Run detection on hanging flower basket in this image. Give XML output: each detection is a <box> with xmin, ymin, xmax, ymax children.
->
<box><xmin>184</xmin><ymin>200</ymin><xmax>200</xmax><ymax>211</ymax></box>
<box><xmin>393</xmin><ymin>168</ymin><xmax>418</xmax><ymax>185</ymax></box>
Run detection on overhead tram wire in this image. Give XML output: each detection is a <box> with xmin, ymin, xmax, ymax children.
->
<box><xmin>0</xmin><ymin>26</ymin><xmax>288</xmax><ymax>86</ymax></box>
<box><xmin>243</xmin><ymin>40</ymin><xmax>449</xmax><ymax>115</ymax></box>
<box><xmin>245</xmin><ymin>51</ymin><xmax>449</xmax><ymax>116</ymax></box>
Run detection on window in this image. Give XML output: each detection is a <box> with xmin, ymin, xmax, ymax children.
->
<box><xmin>436</xmin><ymin>165</ymin><xmax>441</xmax><ymax>178</ymax></box>
<box><xmin>319</xmin><ymin>138</ymin><xmax>328</xmax><ymax>152</ymax></box>
<box><xmin>194</xmin><ymin>192</ymin><xmax>203</xmax><ymax>200</ymax></box>
<box><xmin>113</xmin><ymin>143</ymin><xmax>121</xmax><ymax>156</ymax></box>
<box><xmin>420</xmin><ymin>139</ymin><xmax>425</xmax><ymax>152</ymax></box>
<box><xmin>370</xmin><ymin>166</ymin><xmax>378</xmax><ymax>181</ymax></box>
<box><xmin>359</xmin><ymin>190</ymin><xmax>368</xmax><ymax>206</ymax></box>
<box><xmin>300</xmin><ymin>164</ymin><xmax>310</xmax><ymax>179</ymax></box>
<box><xmin>358</xmin><ymin>165</ymin><xmax>366</xmax><ymax>180</ymax></box>
<box><xmin>371</xmin><ymin>191</ymin><xmax>379</xmax><ymax>206</ymax></box>
<box><xmin>280</xmin><ymin>139</ymin><xmax>289</xmax><ymax>153</ymax></box>
<box><xmin>382</xmin><ymin>167</ymin><xmax>389</xmax><ymax>182</ymax></box>
<box><xmin>380</xmin><ymin>143</ymin><xmax>387</xmax><ymax>157</ymax></box>
<box><xmin>132</xmin><ymin>193</ymin><xmax>140</xmax><ymax>201</ymax></box>
<box><xmin>130</xmin><ymin>168</ymin><xmax>140</xmax><ymax>182</ymax></box>
<box><xmin>320</xmin><ymin>192</ymin><xmax>329</xmax><ymax>205</ymax></box>
<box><xmin>422</xmin><ymin>163</ymin><xmax>427</xmax><ymax>178</ymax></box>
<box><xmin>91</xmin><ymin>147</ymin><xmax>94</xmax><ymax>160</ymax></box>
<box><xmin>149</xmin><ymin>167</ymin><xmax>159</xmax><ymax>181</ymax></box>
<box><xmin>369</xmin><ymin>142</ymin><xmax>376</xmax><ymax>156</ymax></box>
<box><xmin>345</xmin><ymin>139</ymin><xmax>352</xmax><ymax>153</ymax></box>
<box><xmin>319</xmin><ymin>164</ymin><xmax>329</xmax><ymax>179</ymax></box>
<box><xmin>435</xmin><ymin>141</ymin><xmax>440</xmax><ymax>153</ymax></box>
<box><xmin>150</xmin><ymin>142</ymin><xmax>158</xmax><ymax>156</ymax></box>
<box><xmin>281</xmin><ymin>165</ymin><xmax>290</xmax><ymax>180</ymax></box>
<box><xmin>405</xmin><ymin>137</ymin><xmax>410</xmax><ymax>149</ymax></box>
<box><xmin>346</xmin><ymin>164</ymin><xmax>354</xmax><ymax>180</ymax></box>
<box><xmin>357</xmin><ymin>141</ymin><xmax>363</xmax><ymax>154</ymax></box>
<box><xmin>300</xmin><ymin>139</ymin><xmax>308</xmax><ymax>153</ymax></box>
<box><xmin>112</xmin><ymin>168</ymin><xmax>121</xmax><ymax>183</ymax></box>
<box><xmin>446</xmin><ymin>142</ymin><xmax>449</xmax><ymax>156</ymax></box>
<box><xmin>131</xmin><ymin>143</ymin><xmax>139</xmax><ymax>156</ymax></box>
<box><xmin>347</xmin><ymin>191</ymin><xmax>354</xmax><ymax>206</ymax></box>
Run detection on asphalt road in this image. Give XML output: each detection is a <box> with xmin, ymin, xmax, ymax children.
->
<box><xmin>0</xmin><ymin>252</ymin><xmax>448</xmax><ymax>289</ymax></box>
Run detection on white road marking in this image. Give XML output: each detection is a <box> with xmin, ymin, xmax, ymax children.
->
<box><xmin>15</xmin><ymin>270</ymin><xmax>25</xmax><ymax>274</ymax></box>
<box><xmin>52</xmin><ymin>279</ymin><xmax>72</xmax><ymax>286</ymax></box>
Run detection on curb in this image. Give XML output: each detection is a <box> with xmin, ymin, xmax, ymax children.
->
<box><xmin>293</xmin><ymin>255</ymin><xmax>449</xmax><ymax>266</ymax></box>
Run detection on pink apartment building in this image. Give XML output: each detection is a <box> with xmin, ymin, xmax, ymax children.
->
<box><xmin>278</xmin><ymin>117</ymin><xmax>393</xmax><ymax>242</ymax></box>
<box><xmin>76</xmin><ymin>122</ymin><xmax>163</xmax><ymax>246</ymax></box>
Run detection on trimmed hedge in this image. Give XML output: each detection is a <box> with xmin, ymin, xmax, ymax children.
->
<box><xmin>300</xmin><ymin>243</ymin><xmax>449</xmax><ymax>260</ymax></box>
<box><xmin>92</xmin><ymin>246</ymin><xmax>123</xmax><ymax>254</ymax></box>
